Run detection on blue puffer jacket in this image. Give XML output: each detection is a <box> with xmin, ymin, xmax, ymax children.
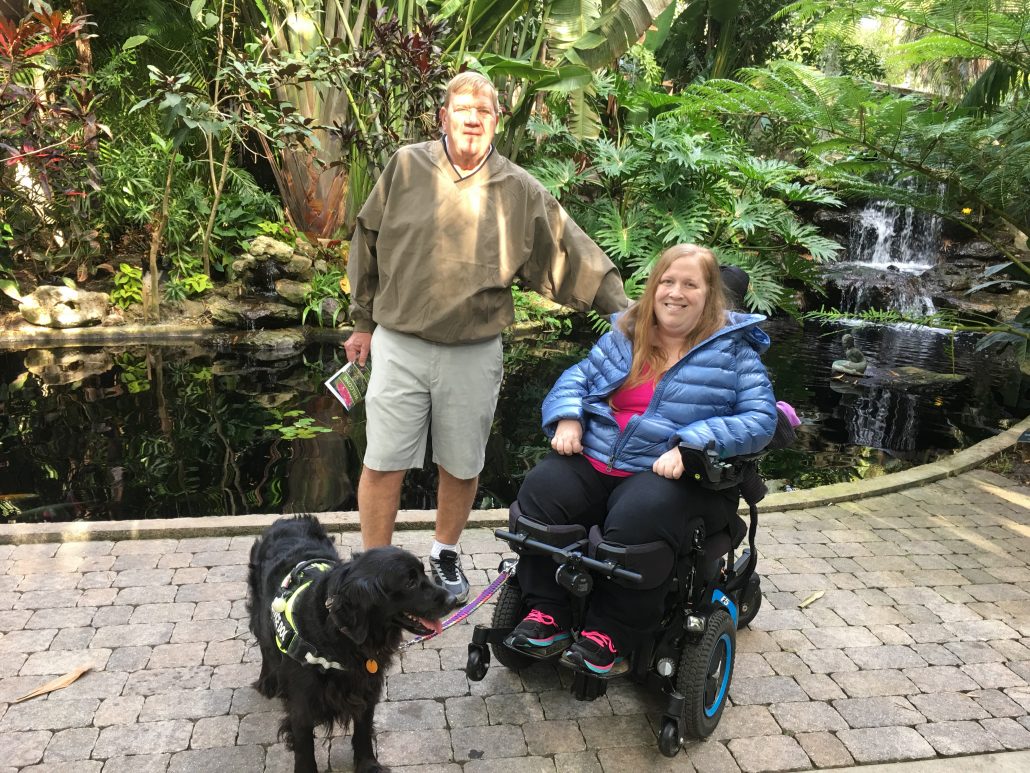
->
<box><xmin>542</xmin><ymin>312</ymin><xmax>777</xmax><ymax>473</ymax></box>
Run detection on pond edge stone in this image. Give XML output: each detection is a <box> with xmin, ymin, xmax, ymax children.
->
<box><xmin>0</xmin><ymin>415</ymin><xmax>1026</xmax><ymax>546</ymax></box>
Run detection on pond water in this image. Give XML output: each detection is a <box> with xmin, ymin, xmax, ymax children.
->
<box><xmin>0</xmin><ymin>319</ymin><xmax>1025</xmax><ymax>523</ymax></box>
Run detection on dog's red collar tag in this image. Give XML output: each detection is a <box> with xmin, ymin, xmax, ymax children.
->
<box><xmin>365</xmin><ymin>659</ymin><xmax>379</xmax><ymax>674</ymax></box>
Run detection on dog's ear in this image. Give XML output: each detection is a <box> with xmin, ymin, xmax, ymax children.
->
<box><xmin>325</xmin><ymin>564</ymin><xmax>378</xmax><ymax>645</ymax></box>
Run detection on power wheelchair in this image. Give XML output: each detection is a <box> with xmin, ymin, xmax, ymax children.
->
<box><xmin>465</xmin><ymin>443</ymin><xmax>771</xmax><ymax>758</ymax></box>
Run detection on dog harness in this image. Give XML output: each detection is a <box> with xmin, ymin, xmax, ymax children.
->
<box><xmin>270</xmin><ymin>558</ymin><xmax>377</xmax><ymax>674</ymax></box>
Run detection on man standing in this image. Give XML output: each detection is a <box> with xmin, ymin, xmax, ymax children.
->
<box><xmin>345</xmin><ymin>72</ymin><xmax>628</xmax><ymax>602</ymax></box>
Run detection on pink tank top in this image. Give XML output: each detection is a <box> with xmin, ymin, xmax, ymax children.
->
<box><xmin>585</xmin><ymin>373</ymin><xmax>656</xmax><ymax>477</ymax></box>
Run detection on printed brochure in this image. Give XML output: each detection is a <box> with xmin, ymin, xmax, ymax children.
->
<box><xmin>324</xmin><ymin>360</ymin><xmax>371</xmax><ymax>411</ymax></box>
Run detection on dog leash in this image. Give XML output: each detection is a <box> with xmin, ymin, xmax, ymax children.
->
<box><xmin>401</xmin><ymin>564</ymin><xmax>515</xmax><ymax>649</ymax></box>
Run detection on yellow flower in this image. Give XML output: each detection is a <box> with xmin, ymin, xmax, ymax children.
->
<box><xmin>961</xmin><ymin>207</ymin><xmax>972</xmax><ymax>215</ymax></box>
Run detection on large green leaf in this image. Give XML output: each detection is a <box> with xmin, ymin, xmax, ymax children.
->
<box><xmin>477</xmin><ymin>53</ymin><xmax>592</xmax><ymax>91</ymax></box>
<box><xmin>553</xmin><ymin>0</ymin><xmax>676</xmax><ymax>71</ymax></box>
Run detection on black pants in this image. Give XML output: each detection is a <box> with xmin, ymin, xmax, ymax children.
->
<box><xmin>515</xmin><ymin>452</ymin><xmax>740</xmax><ymax>654</ymax></box>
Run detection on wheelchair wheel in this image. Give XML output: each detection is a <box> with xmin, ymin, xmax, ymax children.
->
<box><xmin>677</xmin><ymin>608</ymin><xmax>735</xmax><ymax>738</ymax></box>
<box><xmin>737</xmin><ymin>574</ymin><xmax>762</xmax><ymax>629</ymax></box>
<box><xmin>658</xmin><ymin>717</ymin><xmax>682</xmax><ymax>757</ymax></box>
<box><xmin>489</xmin><ymin>580</ymin><xmax>536</xmax><ymax>672</ymax></box>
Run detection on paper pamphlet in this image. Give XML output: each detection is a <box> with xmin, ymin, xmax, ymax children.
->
<box><xmin>324</xmin><ymin>360</ymin><xmax>371</xmax><ymax>411</ymax></box>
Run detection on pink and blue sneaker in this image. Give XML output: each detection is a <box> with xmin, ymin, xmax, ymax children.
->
<box><xmin>505</xmin><ymin>609</ymin><xmax>571</xmax><ymax>657</ymax></box>
<box><xmin>561</xmin><ymin>630</ymin><xmax>622</xmax><ymax>675</ymax></box>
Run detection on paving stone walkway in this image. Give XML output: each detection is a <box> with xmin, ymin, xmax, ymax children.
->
<box><xmin>1</xmin><ymin>467</ymin><xmax>1028</xmax><ymax>772</ymax></box>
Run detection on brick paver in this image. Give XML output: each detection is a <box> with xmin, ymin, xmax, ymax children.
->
<box><xmin>0</xmin><ymin>468</ymin><xmax>1028</xmax><ymax>771</ymax></box>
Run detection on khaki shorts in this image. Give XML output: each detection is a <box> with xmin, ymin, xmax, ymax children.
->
<box><xmin>363</xmin><ymin>326</ymin><xmax>503</xmax><ymax>480</ymax></box>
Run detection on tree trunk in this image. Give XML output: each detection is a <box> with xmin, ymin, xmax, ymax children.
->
<box><xmin>201</xmin><ymin>140</ymin><xmax>233</xmax><ymax>276</ymax></box>
<box><xmin>146</xmin><ymin>156</ymin><xmax>176</xmax><ymax>322</ymax></box>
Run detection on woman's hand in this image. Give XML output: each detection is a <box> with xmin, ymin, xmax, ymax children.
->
<box><xmin>652</xmin><ymin>447</ymin><xmax>684</xmax><ymax>479</ymax></box>
<box><xmin>551</xmin><ymin>419</ymin><xmax>584</xmax><ymax>456</ymax></box>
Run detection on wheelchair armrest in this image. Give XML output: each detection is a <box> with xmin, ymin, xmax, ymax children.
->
<box><xmin>680</xmin><ymin>442</ymin><xmax>766</xmax><ymax>491</ymax></box>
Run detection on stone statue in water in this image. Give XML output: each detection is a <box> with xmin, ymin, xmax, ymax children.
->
<box><xmin>831</xmin><ymin>333</ymin><xmax>868</xmax><ymax>377</ymax></box>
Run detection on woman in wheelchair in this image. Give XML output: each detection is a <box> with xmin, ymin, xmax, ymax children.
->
<box><xmin>506</xmin><ymin>243</ymin><xmax>777</xmax><ymax>676</ymax></box>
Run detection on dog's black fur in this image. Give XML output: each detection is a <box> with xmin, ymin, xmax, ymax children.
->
<box><xmin>248</xmin><ymin>515</ymin><xmax>457</xmax><ymax>773</ymax></box>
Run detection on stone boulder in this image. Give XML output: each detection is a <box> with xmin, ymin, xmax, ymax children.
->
<box><xmin>286</xmin><ymin>257</ymin><xmax>314</xmax><ymax>281</ymax></box>
<box><xmin>275</xmin><ymin>279</ymin><xmax>311</xmax><ymax>306</ymax></box>
<box><xmin>248</xmin><ymin>236</ymin><xmax>295</xmax><ymax>264</ymax></box>
<box><xmin>208</xmin><ymin>296</ymin><xmax>300</xmax><ymax>328</ymax></box>
<box><xmin>945</xmin><ymin>239</ymin><xmax>1003</xmax><ymax>262</ymax></box>
<box><xmin>812</xmin><ymin>208</ymin><xmax>854</xmax><ymax>237</ymax></box>
<box><xmin>19</xmin><ymin>285</ymin><xmax>110</xmax><ymax>328</ymax></box>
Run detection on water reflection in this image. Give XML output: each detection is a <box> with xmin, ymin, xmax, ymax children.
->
<box><xmin>0</xmin><ymin>320</ymin><xmax>1023</xmax><ymax>523</ymax></box>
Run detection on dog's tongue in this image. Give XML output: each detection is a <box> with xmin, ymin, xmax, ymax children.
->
<box><xmin>420</xmin><ymin>617</ymin><xmax>443</xmax><ymax>636</ymax></box>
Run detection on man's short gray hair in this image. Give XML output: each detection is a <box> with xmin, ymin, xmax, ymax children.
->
<box><xmin>444</xmin><ymin>71</ymin><xmax>500</xmax><ymax>115</ymax></box>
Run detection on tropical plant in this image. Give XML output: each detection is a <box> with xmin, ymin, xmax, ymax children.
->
<box><xmin>526</xmin><ymin>93</ymin><xmax>844</xmax><ymax>313</ymax></box>
<box><xmin>127</xmin><ymin>35</ymin><xmax>320</xmax><ymax>317</ymax></box>
<box><xmin>110</xmin><ymin>262</ymin><xmax>143</xmax><ymax>309</ymax></box>
<box><xmin>657</xmin><ymin>0</ymin><xmax>794</xmax><ymax>85</ymax></box>
<box><xmin>301</xmin><ymin>266</ymin><xmax>347</xmax><ymax>327</ymax></box>
<box><xmin>0</xmin><ymin>4</ymin><xmax>104</xmax><ymax>279</ymax></box>
<box><xmin>242</xmin><ymin>1</ymin><xmax>450</xmax><ymax>238</ymax></box>
<box><xmin>782</xmin><ymin>0</ymin><xmax>1030</xmax><ymax>109</ymax></box>
<box><xmin>454</xmin><ymin>0</ymin><xmax>677</xmax><ymax>152</ymax></box>
<box><xmin>240</xmin><ymin>0</ymin><xmax>677</xmax><ymax>237</ymax></box>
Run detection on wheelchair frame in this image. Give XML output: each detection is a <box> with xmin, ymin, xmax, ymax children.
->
<box><xmin>465</xmin><ymin>445</ymin><xmax>766</xmax><ymax>758</ymax></box>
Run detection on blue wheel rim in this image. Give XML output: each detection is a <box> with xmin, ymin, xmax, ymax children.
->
<box><xmin>703</xmin><ymin>633</ymin><xmax>732</xmax><ymax>717</ymax></box>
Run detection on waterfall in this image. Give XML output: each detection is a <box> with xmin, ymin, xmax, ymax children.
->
<box><xmin>838</xmin><ymin>179</ymin><xmax>945</xmax><ymax>315</ymax></box>
<box><xmin>848</xmin><ymin>180</ymin><xmax>943</xmax><ymax>273</ymax></box>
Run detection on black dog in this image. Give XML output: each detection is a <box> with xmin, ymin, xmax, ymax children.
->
<box><xmin>248</xmin><ymin>515</ymin><xmax>457</xmax><ymax>773</ymax></box>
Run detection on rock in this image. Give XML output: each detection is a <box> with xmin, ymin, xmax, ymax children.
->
<box><xmin>101</xmin><ymin>310</ymin><xmax>126</xmax><ymax>327</ymax></box>
<box><xmin>274</xmin><ymin>279</ymin><xmax>310</xmax><ymax>306</ymax></box>
<box><xmin>891</xmin><ymin>365</ymin><xmax>966</xmax><ymax>386</ymax></box>
<box><xmin>248</xmin><ymin>236</ymin><xmax>294</xmax><ymax>264</ymax></box>
<box><xmin>285</xmin><ymin>257</ymin><xmax>314</xmax><ymax>281</ymax></box>
<box><xmin>24</xmin><ymin>349</ymin><xmax>114</xmax><ymax>385</ymax></box>
<box><xmin>231</xmin><ymin>257</ymin><xmax>256</xmax><ymax>277</ymax></box>
<box><xmin>239</xmin><ymin>329</ymin><xmax>307</xmax><ymax>351</ymax></box>
<box><xmin>948</xmin><ymin>240</ymin><xmax>1003</xmax><ymax>261</ymax></box>
<box><xmin>313</xmin><ymin>297</ymin><xmax>346</xmax><ymax>327</ymax></box>
<box><xmin>931</xmin><ymin>296</ymin><xmax>999</xmax><ymax>320</ymax></box>
<box><xmin>254</xmin><ymin>391</ymin><xmax>296</xmax><ymax>409</ymax></box>
<box><xmin>860</xmin><ymin>365</ymin><xmax>967</xmax><ymax>390</ymax></box>
<box><xmin>207</xmin><ymin>296</ymin><xmax>300</xmax><ymax>328</ymax></box>
<box><xmin>813</xmin><ymin>209</ymin><xmax>853</xmax><ymax>236</ymax></box>
<box><xmin>314</xmin><ymin>259</ymin><xmax>329</xmax><ymax>273</ymax></box>
<box><xmin>18</xmin><ymin>285</ymin><xmax>110</xmax><ymax>328</ymax></box>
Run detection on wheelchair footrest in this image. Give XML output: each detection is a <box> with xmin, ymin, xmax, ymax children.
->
<box><xmin>501</xmin><ymin>633</ymin><xmax>568</xmax><ymax>661</ymax></box>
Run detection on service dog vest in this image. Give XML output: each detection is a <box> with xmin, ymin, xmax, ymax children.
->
<box><xmin>270</xmin><ymin>559</ymin><xmax>378</xmax><ymax>674</ymax></box>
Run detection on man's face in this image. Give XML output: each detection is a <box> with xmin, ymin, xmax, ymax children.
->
<box><xmin>440</xmin><ymin>90</ymin><xmax>497</xmax><ymax>163</ymax></box>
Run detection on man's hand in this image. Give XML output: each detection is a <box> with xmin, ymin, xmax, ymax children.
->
<box><xmin>551</xmin><ymin>419</ymin><xmax>584</xmax><ymax>456</ymax></box>
<box><xmin>344</xmin><ymin>332</ymin><xmax>372</xmax><ymax>366</ymax></box>
<box><xmin>652</xmin><ymin>447</ymin><xmax>684</xmax><ymax>480</ymax></box>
